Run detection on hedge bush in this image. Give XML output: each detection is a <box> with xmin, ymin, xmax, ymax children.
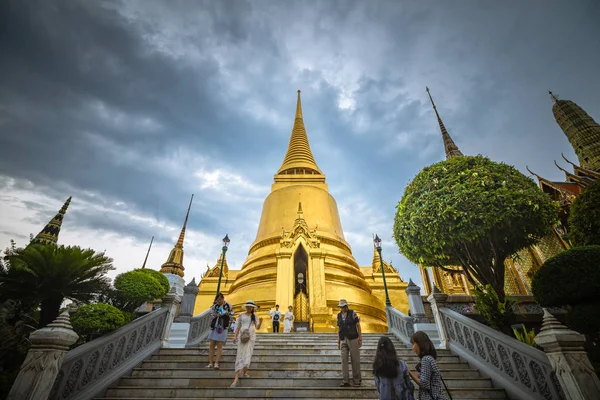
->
<box><xmin>113</xmin><ymin>269</ymin><xmax>168</xmax><ymax>312</ymax></box>
<box><xmin>532</xmin><ymin>245</ymin><xmax>600</xmax><ymax>307</ymax></box>
<box><xmin>71</xmin><ymin>303</ymin><xmax>126</xmax><ymax>342</ymax></box>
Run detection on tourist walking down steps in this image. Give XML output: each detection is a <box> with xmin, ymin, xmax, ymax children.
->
<box><xmin>410</xmin><ymin>331</ymin><xmax>450</xmax><ymax>400</ymax></box>
<box><xmin>269</xmin><ymin>304</ymin><xmax>282</xmax><ymax>333</ymax></box>
<box><xmin>206</xmin><ymin>293</ymin><xmax>233</xmax><ymax>370</ymax></box>
<box><xmin>230</xmin><ymin>300</ymin><xmax>263</xmax><ymax>388</ymax></box>
<box><xmin>373</xmin><ymin>336</ymin><xmax>415</xmax><ymax>400</ymax></box>
<box><xmin>336</xmin><ymin>299</ymin><xmax>362</xmax><ymax>387</ymax></box>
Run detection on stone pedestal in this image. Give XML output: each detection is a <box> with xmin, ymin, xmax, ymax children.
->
<box><xmin>406</xmin><ymin>278</ymin><xmax>429</xmax><ymax>323</ymax></box>
<box><xmin>310</xmin><ymin>308</ymin><xmax>336</xmax><ymax>332</ymax></box>
<box><xmin>163</xmin><ymin>273</ymin><xmax>186</xmax><ymax>298</ymax></box>
<box><xmin>534</xmin><ymin>309</ymin><xmax>600</xmax><ymax>400</ymax></box>
<box><xmin>7</xmin><ymin>312</ymin><xmax>79</xmax><ymax>400</ymax></box>
<box><xmin>427</xmin><ymin>286</ymin><xmax>449</xmax><ymax>349</ymax></box>
<box><xmin>160</xmin><ymin>287</ymin><xmax>181</xmax><ymax>348</ymax></box>
<box><xmin>175</xmin><ymin>278</ymin><xmax>199</xmax><ymax>323</ymax></box>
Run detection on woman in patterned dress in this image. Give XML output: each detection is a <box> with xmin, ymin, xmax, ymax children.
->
<box><xmin>410</xmin><ymin>331</ymin><xmax>449</xmax><ymax>400</ymax></box>
<box><xmin>230</xmin><ymin>300</ymin><xmax>262</xmax><ymax>388</ymax></box>
<box><xmin>206</xmin><ymin>293</ymin><xmax>233</xmax><ymax>370</ymax></box>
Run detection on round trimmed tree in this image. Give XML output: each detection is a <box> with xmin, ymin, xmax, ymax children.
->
<box><xmin>112</xmin><ymin>269</ymin><xmax>169</xmax><ymax>313</ymax></box>
<box><xmin>394</xmin><ymin>155</ymin><xmax>558</xmax><ymax>301</ymax></box>
<box><xmin>568</xmin><ymin>180</ymin><xmax>600</xmax><ymax>247</ymax></box>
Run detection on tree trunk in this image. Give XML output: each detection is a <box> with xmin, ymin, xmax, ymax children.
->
<box><xmin>39</xmin><ymin>296</ymin><xmax>64</xmax><ymax>327</ymax></box>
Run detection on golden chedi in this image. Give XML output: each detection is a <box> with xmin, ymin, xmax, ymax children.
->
<box><xmin>195</xmin><ymin>91</ymin><xmax>408</xmax><ymax>332</ymax></box>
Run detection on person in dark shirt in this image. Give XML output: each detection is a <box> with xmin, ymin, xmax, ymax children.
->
<box><xmin>336</xmin><ymin>299</ymin><xmax>362</xmax><ymax>387</ymax></box>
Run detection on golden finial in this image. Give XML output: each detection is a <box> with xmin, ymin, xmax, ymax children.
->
<box><xmin>296</xmin><ymin>90</ymin><xmax>303</xmax><ymax>119</ymax></box>
<box><xmin>141</xmin><ymin>236</ymin><xmax>154</xmax><ymax>269</ymax></box>
<box><xmin>159</xmin><ymin>194</ymin><xmax>194</xmax><ymax>278</ymax></box>
<box><xmin>30</xmin><ymin>196</ymin><xmax>72</xmax><ymax>246</ymax></box>
<box><xmin>176</xmin><ymin>194</ymin><xmax>194</xmax><ymax>248</ymax></box>
<box><xmin>549</xmin><ymin>91</ymin><xmax>559</xmax><ymax>103</ymax></box>
<box><xmin>298</xmin><ymin>202</ymin><xmax>303</xmax><ymax>214</ymax></box>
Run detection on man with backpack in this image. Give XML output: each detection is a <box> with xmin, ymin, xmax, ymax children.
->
<box><xmin>269</xmin><ymin>304</ymin><xmax>282</xmax><ymax>333</ymax></box>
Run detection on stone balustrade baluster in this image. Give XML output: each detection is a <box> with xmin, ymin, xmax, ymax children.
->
<box><xmin>175</xmin><ymin>278</ymin><xmax>199</xmax><ymax>323</ymax></box>
<box><xmin>534</xmin><ymin>308</ymin><xmax>600</xmax><ymax>400</ymax></box>
<box><xmin>7</xmin><ymin>312</ymin><xmax>79</xmax><ymax>400</ymax></box>
<box><xmin>406</xmin><ymin>278</ymin><xmax>429</xmax><ymax>323</ymax></box>
<box><xmin>427</xmin><ymin>285</ymin><xmax>449</xmax><ymax>349</ymax></box>
<box><xmin>160</xmin><ymin>287</ymin><xmax>181</xmax><ymax>348</ymax></box>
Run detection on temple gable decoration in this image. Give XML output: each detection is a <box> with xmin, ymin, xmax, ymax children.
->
<box><xmin>280</xmin><ymin>203</ymin><xmax>320</xmax><ymax>249</ymax></box>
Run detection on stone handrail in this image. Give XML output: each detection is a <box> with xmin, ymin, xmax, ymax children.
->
<box><xmin>439</xmin><ymin>307</ymin><xmax>565</xmax><ymax>400</ymax></box>
<box><xmin>185</xmin><ymin>307</ymin><xmax>212</xmax><ymax>347</ymax></box>
<box><xmin>386</xmin><ymin>306</ymin><xmax>415</xmax><ymax>345</ymax></box>
<box><xmin>49</xmin><ymin>307</ymin><xmax>169</xmax><ymax>400</ymax></box>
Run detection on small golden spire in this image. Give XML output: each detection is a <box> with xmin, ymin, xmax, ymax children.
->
<box><xmin>160</xmin><ymin>194</ymin><xmax>194</xmax><ymax>278</ymax></box>
<box><xmin>549</xmin><ymin>91</ymin><xmax>559</xmax><ymax>103</ymax></box>
<box><xmin>277</xmin><ymin>90</ymin><xmax>322</xmax><ymax>175</ymax></box>
<box><xmin>141</xmin><ymin>236</ymin><xmax>154</xmax><ymax>269</ymax></box>
<box><xmin>298</xmin><ymin>202</ymin><xmax>303</xmax><ymax>214</ymax></box>
<box><xmin>31</xmin><ymin>196</ymin><xmax>72</xmax><ymax>246</ymax></box>
<box><xmin>426</xmin><ymin>87</ymin><xmax>463</xmax><ymax>159</ymax></box>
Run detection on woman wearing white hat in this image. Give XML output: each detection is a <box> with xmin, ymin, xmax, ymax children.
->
<box><xmin>230</xmin><ymin>300</ymin><xmax>263</xmax><ymax>388</ymax></box>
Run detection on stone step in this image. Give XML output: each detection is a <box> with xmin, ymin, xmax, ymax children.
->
<box><xmin>150</xmin><ymin>354</ymin><xmax>461</xmax><ymax>363</ymax></box>
<box><xmin>157</xmin><ymin>348</ymin><xmax>430</xmax><ymax>356</ymax></box>
<box><xmin>103</xmin><ymin>386</ymin><xmax>507</xmax><ymax>398</ymax></box>
<box><xmin>140</xmin><ymin>360</ymin><xmax>472</xmax><ymax>370</ymax></box>
<box><xmin>131</xmin><ymin>367</ymin><xmax>482</xmax><ymax>379</ymax></box>
<box><xmin>117</xmin><ymin>376</ymin><xmax>494</xmax><ymax>389</ymax></box>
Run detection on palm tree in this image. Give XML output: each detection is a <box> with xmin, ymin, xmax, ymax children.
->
<box><xmin>0</xmin><ymin>244</ymin><xmax>114</xmax><ymax>326</ymax></box>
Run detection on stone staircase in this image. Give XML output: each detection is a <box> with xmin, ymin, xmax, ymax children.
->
<box><xmin>98</xmin><ymin>333</ymin><xmax>507</xmax><ymax>399</ymax></box>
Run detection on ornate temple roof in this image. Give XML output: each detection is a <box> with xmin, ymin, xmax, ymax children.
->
<box><xmin>204</xmin><ymin>252</ymin><xmax>229</xmax><ymax>278</ymax></box>
<box><xmin>426</xmin><ymin>87</ymin><xmax>463</xmax><ymax>159</ymax></box>
<box><xmin>277</xmin><ymin>90</ymin><xmax>323</xmax><ymax>175</ymax></box>
<box><xmin>159</xmin><ymin>194</ymin><xmax>193</xmax><ymax>278</ymax></box>
<box><xmin>30</xmin><ymin>196</ymin><xmax>72</xmax><ymax>246</ymax></box>
<box><xmin>550</xmin><ymin>91</ymin><xmax>600</xmax><ymax>172</ymax></box>
<box><xmin>371</xmin><ymin>245</ymin><xmax>397</xmax><ymax>276</ymax></box>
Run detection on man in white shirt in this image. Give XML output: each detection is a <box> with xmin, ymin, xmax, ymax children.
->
<box><xmin>269</xmin><ymin>304</ymin><xmax>282</xmax><ymax>333</ymax></box>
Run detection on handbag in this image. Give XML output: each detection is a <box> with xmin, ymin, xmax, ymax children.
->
<box><xmin>240</xmin><ymin>329</ymin><xmax>251</xmax><ymax>344</ymax></box>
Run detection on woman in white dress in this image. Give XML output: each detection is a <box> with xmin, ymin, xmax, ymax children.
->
<box><xmin>283</xmin><ymin>305</ymin><xmax>294</xmax><ymax>333</ymax></box>
<box><xmin>230</xmin><ymin>300</ymin><xmax>262</xmax><ymax>388</ymax></box>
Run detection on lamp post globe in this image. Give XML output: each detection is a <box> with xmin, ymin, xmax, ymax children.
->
<box><xmin>215</xmin><ymin>234</ymin><xmax>230</xmax><ymax>301</ymax></box>
<box><xmin>374</xmin><ymin>234</ymin><xmax>391</xmax><ymax>307</ymax></box>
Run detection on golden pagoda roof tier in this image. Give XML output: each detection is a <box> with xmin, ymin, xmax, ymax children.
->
<box><xmin>31</xmin><ymin>196</ymin><xmax>72</xmax><ymax>246</ymax></box>
<box><xmin>277</xmin><ymin>91</ymin><xmax>323</xmax><ymax>176</ymax></box>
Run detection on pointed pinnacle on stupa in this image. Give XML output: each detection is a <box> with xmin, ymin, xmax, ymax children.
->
<box><xmin>277</xmin><ymin>90</ymin><xmax>322</xmax><ymax>175</ymax></box>
<box><xmin>425</xmin><ymin>87</ymin><xmax>463</xmax><ymax>159</ymax></box>
<box><xmin>175</xmin><ymin>194</ymin><xmax>194</xmax><ymax>248</ymax></box>
<box><xmin>549</xmin><ymin>91</ymin><xmax>559</xmax><ymax>103</ymax></box>
<box><xmin>31</xmin><ymin>196</ymin><xmax>72</xmax><ymax>246</ymax></box>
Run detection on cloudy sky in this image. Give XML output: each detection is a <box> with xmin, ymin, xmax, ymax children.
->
<box><xmin>1</xmin><ymin>1</ymin><xmax>599</xmax><ymax>291</ymax></box>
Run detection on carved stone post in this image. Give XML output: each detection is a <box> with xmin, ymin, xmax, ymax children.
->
<box><xmin>534</xmin><ymin>309</ymin><xmax>600</xmax><ymax>400</ymax></box>
<box><xmin>175</xmin><ymin>278</ymin><xmax>199</xmax><ymax>323</ymax></box>
<box><xmin>406</xmin><ymin>279</ymin><xmax>429</xmax><ymax>323</ymax></box>
<box><xmin>161</xmin><ymin>287</ymin><xmax>181</xmax><ymax>348</ymax></box>
<box><xmin>7</xmin><ymin>312</ymin><xmax>78</xmax><ymax>400</ymax></box>
<box><xmin>427</xmin><ymin>285</ymin><xmax>449</xmax><ymax>349</ymax></box>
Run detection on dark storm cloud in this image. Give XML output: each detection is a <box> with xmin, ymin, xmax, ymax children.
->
<box><xmin>1</xmin><ymin>0</ymin><xmax>600</xmax><ymax>281</ymax></box>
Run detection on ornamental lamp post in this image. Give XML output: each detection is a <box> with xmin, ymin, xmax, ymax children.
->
<box><xmin>374</xmin><ymin>234</ymin><xmax>391</xmax><ymax>307</ymax></box>
<box><xmin>215</xmin><ymin>234</ymin><xmax>230</xmax><ymax>301</ymax></box>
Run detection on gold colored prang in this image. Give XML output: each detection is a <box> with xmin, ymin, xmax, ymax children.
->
<box><xmin>160</xmin><ymin>194</ymin><xmax>194</xmax><ymax>278</ymax></box>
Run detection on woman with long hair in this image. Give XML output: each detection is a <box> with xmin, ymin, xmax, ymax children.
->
<box><xmin>410</xmin><ymin>331</ymin><xmax>449</xmax><ymax>400</ymax></box>
<box><xmin>230</xmin><ymin>300</ymin><xmax>262</xmax><ymax>388</ymax></box>
<box><xmin>372</xmin><ymin>336</ymin><xmax>415</xmax><ymax>399</ymax></box>
<box><xmin>283</xmin><ymin>305</ymin><xmax>294</xmax><ymax>333</ymax></box>
<box><xmin>206</xmin><ymin>292</ymin><xmax>232</xmax><ymax>370</ymax></box>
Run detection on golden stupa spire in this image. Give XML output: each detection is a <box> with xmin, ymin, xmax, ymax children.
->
<box><xmin>30</xmin><ymin>196</ymin><xmax>72</xmax><ymax>246</ymax></box>
<box><xmin>426</xmin><ymin>87</ymin><xmax>463</xmax><ymax>159</ymax></box>
<box><xmin>277</xmin><ymin>90</ymin><xmax>322</xmax><ymax>175</ymax></box>
<box><xmin>159</xmin><ymin>194</ymin><xmax>194</xmax><ymax>278</ymax></box>
<box><xmin>549</xmin><ymin>91</ymin><xmax>559</xmax><ymax>103</ymax></box>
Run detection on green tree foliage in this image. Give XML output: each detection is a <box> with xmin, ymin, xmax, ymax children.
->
<box><xmin>138</xmin><ymin>268</ymin><xmax>170</xmax><ymax>294</ymax></box>
<box><xmin>532</xmin><ymin>246</ymin><xmax>600</xmax><ymax>307</ymax></box>
<box><xmin>568</xmin><ymin>181</ymin><xmax>600</xmax><ymax>247</ymax></box>
<box><xmin>71</xmin><ymin>303</ymin><xmax>126</xmax><ymax>343</ymax></box>
<box><xmin>0</xmin><ymin>244</ymin><xmax>114</xmax><ymax>327</ymax></box>
<box><xmin>111</xmin><ymin>269</ymin><xmax>169</xmax><ymax>313</ymax></box>
<box><xmin>394</xmin><ymin>155</ymin><xmax>558</xmax><ymax>301</ymax></box>
<box><xmin>472</xmin><ymin>284</ymin><xmax>515</xmax><ymax>331</ymax></box>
